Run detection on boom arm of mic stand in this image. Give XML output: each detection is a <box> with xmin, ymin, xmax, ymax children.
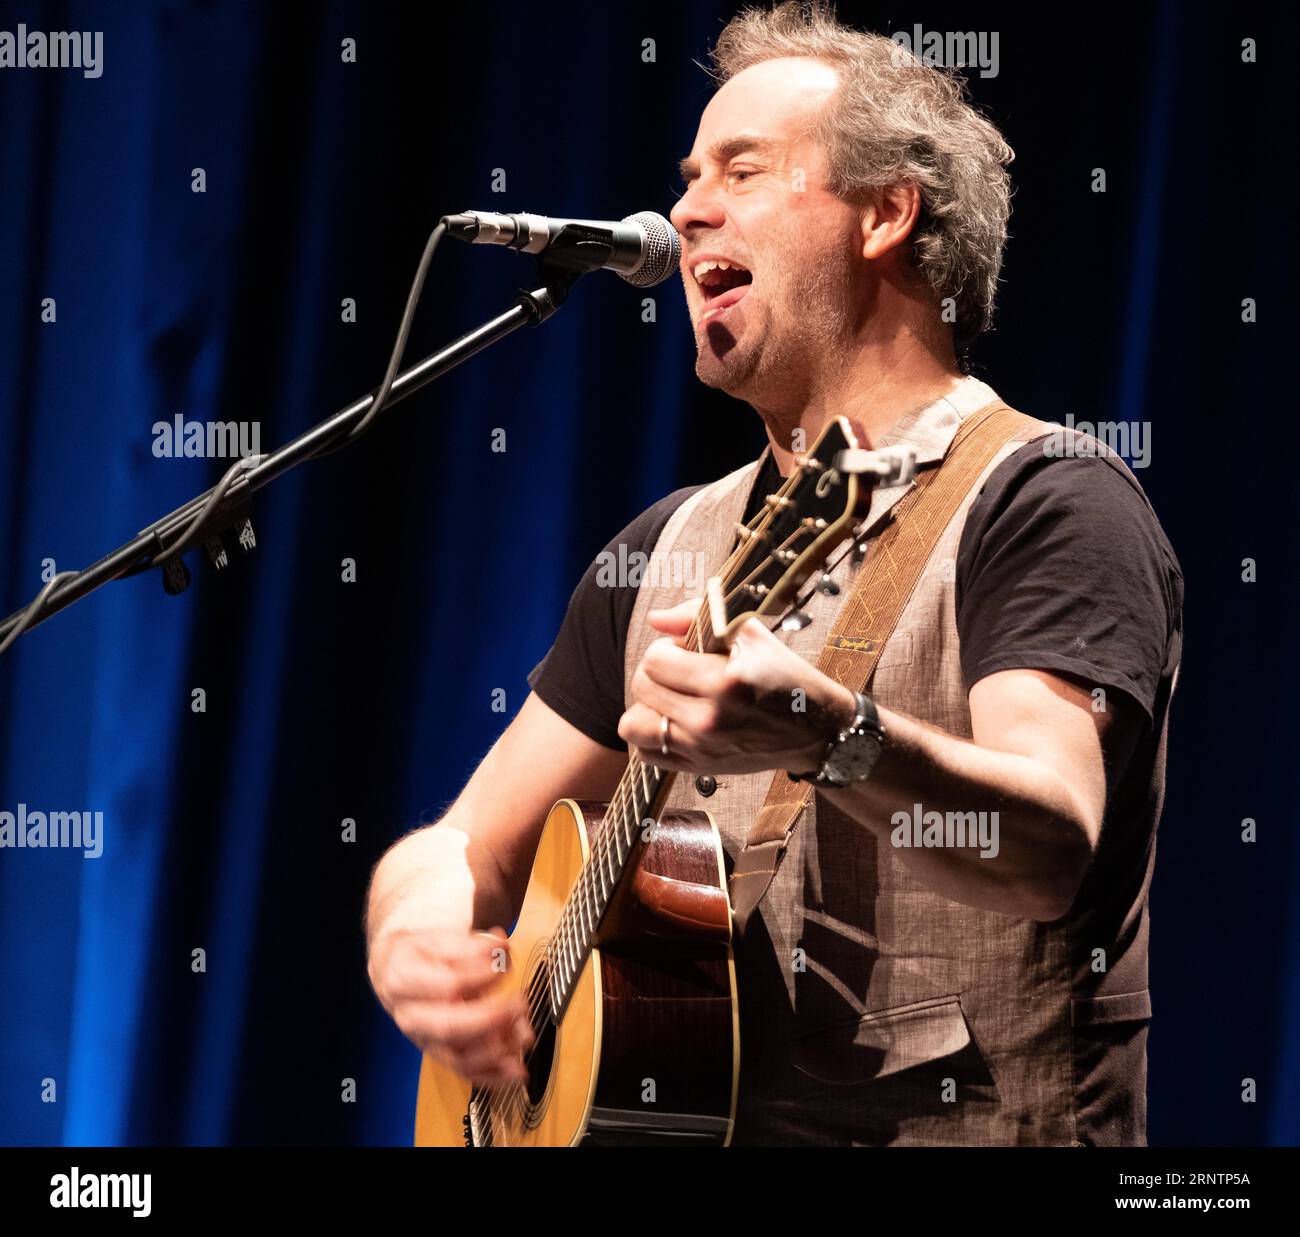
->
<box><xmin>0</xmin><ymin>267</ymin><xmax>582</xmax><ymax>647</ymax></box>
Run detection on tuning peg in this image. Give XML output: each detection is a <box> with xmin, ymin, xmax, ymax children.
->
<box><xmin>817</xmin><ymin>573</ymin><xmax>840</xmax><ymax>596</ymax></box>
<box><xmin>781</xmin><ymin>610</ymin><xmax>812</xmax><ymax>632</ymax></box>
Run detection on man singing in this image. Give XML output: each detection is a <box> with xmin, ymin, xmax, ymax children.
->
<box><xmin>365</xmin><ymin>1</ymin><xmax>1182</xmax><ymax>1146</ymax></box>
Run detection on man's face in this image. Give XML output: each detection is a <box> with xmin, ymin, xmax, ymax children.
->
<box><xmin>671</xmin><ymin>57</ymin><xmax>865</xmax><ymax>404</ymax></box>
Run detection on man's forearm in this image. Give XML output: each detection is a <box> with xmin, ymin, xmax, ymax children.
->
<box><xmin>364</xmin><ymin>821</ymin><xmax>515</xmax><ymax>951</ymax></box>
<box><xmin>819</xmin><ymin>703</ymin><xmax>1095</xmax><ymax>921</ymax></box>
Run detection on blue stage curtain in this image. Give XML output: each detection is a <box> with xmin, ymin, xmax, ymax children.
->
<box><xmin>0</xmin><ymin>0</ymin><xmax>1293</xmax><ymax>1146</ymax></box>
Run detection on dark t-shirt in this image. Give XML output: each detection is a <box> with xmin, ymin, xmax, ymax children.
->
<box><xmin>527</xmin><ymin>438</ymin><xmax>1183</xmax><ymax>1145</ymax></box>
<box><xmin>527</xmin><ymin>443</ymin><xmax>1183</xmax><ymax>746</ymax></box>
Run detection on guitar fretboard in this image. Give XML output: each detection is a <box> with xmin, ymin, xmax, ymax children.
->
<box><xmin>546</xmin><ymin>754</ymin><xmax>675</xmax><ymax>1018</ymax></box>
<box><xmin>540</xmin><ymin>431</ymin><xmax>857</xmax><ymax>1021</ymax></box>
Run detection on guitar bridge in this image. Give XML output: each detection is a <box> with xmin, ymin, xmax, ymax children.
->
<box><xmin>465</xmin><ymin>1093</ymin><xmax>488</xmax><ymax>1147</ymax></box>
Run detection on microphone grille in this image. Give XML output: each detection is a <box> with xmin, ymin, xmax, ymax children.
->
<box><xmin>623</xmin><ymin>212</ymin><xmax>681</xmax><ymax>287</ymax></box>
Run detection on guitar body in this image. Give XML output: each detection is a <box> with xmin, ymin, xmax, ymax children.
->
<box><xmin>415</xmin><ymin>798</ymin><xmax>740</xmax><ymax>1146</ymax></box>
<box><xmin>412</xmin><ymin>415</ymin><xmax>887</xmax><ymax>1147</ymax></box>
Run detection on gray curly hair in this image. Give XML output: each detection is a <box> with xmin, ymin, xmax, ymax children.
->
<box><xmin>706</xmin><ymin>0</ymin><xmax>1014</xmax><ymax>348</ymax></box>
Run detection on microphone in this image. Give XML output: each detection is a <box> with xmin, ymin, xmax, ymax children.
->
<box><xmin>442</xmin><ymin>210</ymin><xmax>681</xmax><ymax>287</ymax></box>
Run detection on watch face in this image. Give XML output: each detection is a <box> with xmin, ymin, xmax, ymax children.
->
<box><xmin>825</xmin><ymin>728</ymin><xmax>882</xmax><ymax>783</ymax></box>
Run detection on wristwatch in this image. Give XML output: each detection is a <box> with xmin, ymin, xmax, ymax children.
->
<box><xmin>788</xmin><ymin>690</ymin><xmax>886</xmax><ymax>789</ymax></box>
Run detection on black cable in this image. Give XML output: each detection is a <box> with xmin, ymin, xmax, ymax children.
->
<box><xmin>148</xmin><ymin>453</ymin><xmax>268</xmax><ymax>567</ymax></box>
<box><xmin>0</xmin><ymin>570</ymin><xmax>79</xmax><ymax>657</ymax></box>
<box><xmin>0</xmin><ymin>219</ymin><xmax>450</xmax><ymax>657</ymax></box>
<box><xmin>308</xmin><ymin>219</ymin><xmax>447</xmax><ymax>458</ymax></box>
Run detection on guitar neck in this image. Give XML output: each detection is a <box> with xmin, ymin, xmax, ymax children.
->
<box><xmin>544</xmin><ymin>418</ymin><xmax>877</xmax><ymax>1021</ymax></box>
<box><xmin>546</xmin><ymin>758</ymin><xmax>669</xmax><ymax>1008</ymax></box>
<box><xmin>546</xmin><ymin>601</ymin><xmax>722</xmax><ymax>1019</ymax></box>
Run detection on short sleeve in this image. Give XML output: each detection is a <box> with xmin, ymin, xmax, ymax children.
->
<box><xmin>527</xmin><ymin>484</ymin><xmax>703</xmax><ymax>750</ymax></box>
<box><xmin>955</xmin><ymin>442</ymin><xmax>1182</xmax><ymax>726</ymax></box>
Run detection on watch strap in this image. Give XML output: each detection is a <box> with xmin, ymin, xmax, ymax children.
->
<box><xmin>786</xmin><ymin>689</ymin><xmax>880</xmax><ymax>787</ymax></box>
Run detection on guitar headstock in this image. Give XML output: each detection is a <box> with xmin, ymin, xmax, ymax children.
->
<box><xmin>698</xmin><ymin>417</ymin><xmax>886</xmax><ymax>651</ymax></box>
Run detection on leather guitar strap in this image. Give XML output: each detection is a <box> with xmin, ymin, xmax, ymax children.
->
<box><xmin>728</xmin><ymin>401</ymin><xmax>1042</xmax><ymax>935</ymax></box>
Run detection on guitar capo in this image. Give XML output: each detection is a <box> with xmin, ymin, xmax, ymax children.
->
<box><xmin>832</xmin><ymin>445</ymin><xmax>918</xmax><ymax>488</ymax></box>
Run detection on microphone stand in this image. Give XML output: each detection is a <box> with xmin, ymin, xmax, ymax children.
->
<box><xmin>0</xmin><ymin>259</ymin><xmax>586</xmax><ymax>647</ymax></box>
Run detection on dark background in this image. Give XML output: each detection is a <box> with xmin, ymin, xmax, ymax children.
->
<box><xmin>0</xmin><ymin>0</ymin><xmax>1294</xmax><ymax>1145</ymax></box>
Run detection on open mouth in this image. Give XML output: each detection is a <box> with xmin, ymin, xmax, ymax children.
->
<box><xmin>693</xmin><ymin>258</ymin><xmax>754</xmax><ymax>322</ymax></box>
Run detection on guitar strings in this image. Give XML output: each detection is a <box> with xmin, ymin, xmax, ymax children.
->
<box><xmin>474</xmin><ymin>455</ymin><xmax>830</xmax><ymax>1140</ymax></box>
<box><xmin>477</xmin><ymin>464</ymin><xmax>823</xmax><ymax>1138</ymax></box>
<box><xmin>553</xmin><ymin>475</ymin><xmax>823</xmax><ymax>969</ymax></box>
<box><xmin>533</xmin><ymin>503</ymin><xmax>806</xmax><ymax>1016</ymax></box>
<box><xmin>475</xmin><ymin>600</ymin><xmax>711</xmax><ymax>1132</ymax></box>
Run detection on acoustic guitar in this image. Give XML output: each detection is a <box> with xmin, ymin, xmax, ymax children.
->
<box><xmin>415</xmin><ymin>417</ymin><xmax>895</xmax><ymax>1145</ymax></box>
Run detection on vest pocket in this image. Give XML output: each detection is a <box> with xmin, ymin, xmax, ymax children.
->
<box><xmin>790</xmin><ymin>993</ymin><xmax>974</xmax><ymax>1084</ymax></box>
<box><xmin>1071</xmin><ymin>989</ymin><xmax>1152</xmax><ymax>1027</ymax></box>
<box><xmin>874</xmin><ymin>628</ymin><xmax>915</xmax><ymax>670</ymax></box>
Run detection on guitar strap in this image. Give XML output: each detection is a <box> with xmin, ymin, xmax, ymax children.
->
<box><xmin>728</xmin><ymin>400</ymin><xmax>1043</xmax><ymax>936</ymax></box>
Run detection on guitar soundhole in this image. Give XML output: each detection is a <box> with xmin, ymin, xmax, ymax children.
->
<box><xmin>512</xmin><ymin>946</ymin><xmax>560</xmax><ymax>1126</ymax></box>
<box><xmin>524</xmin><ymin>1011</ymin><xmax>557</xmax><ymax>1108</ymax></box>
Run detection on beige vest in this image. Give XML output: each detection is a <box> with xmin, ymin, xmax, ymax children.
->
<box><xmin>622</xmin><ymin>379</ymin><xmax>1156</xmax><ymax>1145</ymax></box>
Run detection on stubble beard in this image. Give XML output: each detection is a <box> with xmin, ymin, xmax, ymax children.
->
<box><xmin>694</xmin><ymin>243</ymin><xmax>856</xmax><ymax>411</ymax></box>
